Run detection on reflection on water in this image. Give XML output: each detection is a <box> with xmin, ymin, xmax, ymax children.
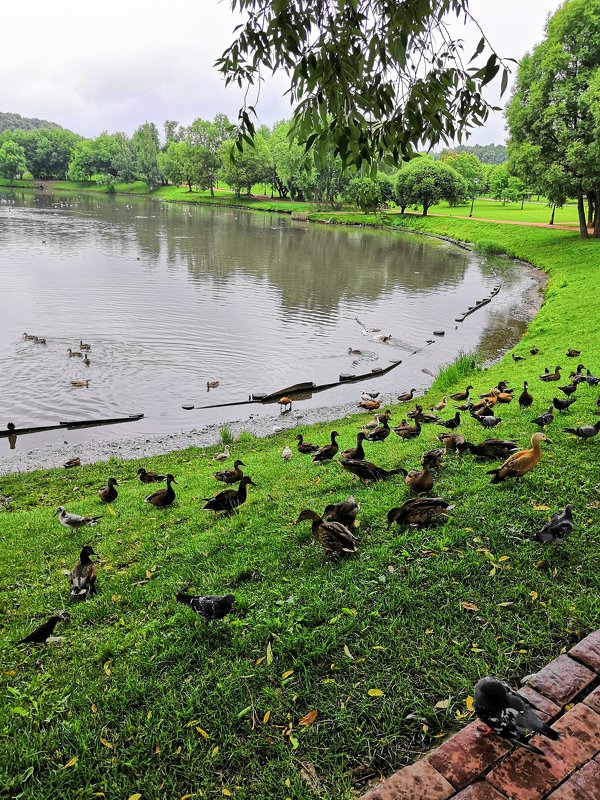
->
<box><xmin>0</xmin><ymin>190</ymin><xmax>536</xmax><ymax>455</ymax></box>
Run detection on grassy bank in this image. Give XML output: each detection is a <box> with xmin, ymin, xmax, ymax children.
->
<box><xmin>1</xmin><ymin>213</ymin><xmax>599</xmax><ymax>800</ymax></box>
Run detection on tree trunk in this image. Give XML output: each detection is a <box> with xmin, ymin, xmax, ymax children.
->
<box><xmin>587</xmin><ymin>192</ymin><xmax>594</xmax><ymax>227</ymax></box>
<box><xmin>400</xmin><ymin>205</ymin><xmax>406</xmax><ymax>214</ymax></box>
<box><xmin>422</xmin><ymin>202</ymin><xmax>429</xmax><ymax>216</ymax></box>
<box><xmin>549</xmin><ymin>205</ymin><xmax>555</xmax><ymax>225</ymax></box>
<box><xmin>209</xmin><ymin>181</ymin><xmax>214</xmax><ymax>198</ymax></box>
<box><xmin>187</xmin><ymin>180</ymin><xmax>193</xmax><ymax>192</ymax></box>
<box><xmin>577</xmin><ymin>186</ymin><xmax>589</xmax><ymax>239</ymax></box>
<box><xmin>594</xmin><ymin>190</ymin><xmax>600</xmax><ymax>238</ymax></box>
<box><xmin>521</xmin><ymin>194</ymin><xmax>526</xmax><ymax>210</ymax></box>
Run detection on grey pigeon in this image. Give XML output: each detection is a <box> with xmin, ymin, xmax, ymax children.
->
<box><xmin>176</xmin><ymin>593</ymin><xmax>235</xmax><ymax>622</ymax></box>
<box><xmin>477</xmin><ymin>414</ymin><xmax>502</xmax><ymax>428</ymax></box>
<box><xmin>563</xmin><ymin>420</ymin><xmax>600</xmax><ymax>440</ymax></box>
<box><xmin>532</xmin><ymin>406</ymin><xmax>554</xmax><ymax>428</ymax></box>
<box><xmin>532</xmin><ymin>504</ymin><xmax>574</xmax><ymax>544</ymax></box>
<box><xmin>55</xmin><ymin>506</ymin><xmax>102</xmax><ymax>530</ymax></box>
<box><xmin>474</xmin><ymin>677</ymin><xmax>559</xmax><ymax>754</ymax></box>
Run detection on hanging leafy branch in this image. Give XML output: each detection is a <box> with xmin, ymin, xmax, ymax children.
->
<box><xmin>216</xmin><ymin>0</ymin><xmax>511</xmax><ymax>171</ymax></box>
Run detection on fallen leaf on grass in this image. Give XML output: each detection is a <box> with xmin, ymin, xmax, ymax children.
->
<box><xmin>103</xmin><ymin>661</ymin><xmax>112</xmax><ymax>676</ymax></box>
<box><xmin>496</xmin><ymin>602</ymin><xmax>513</xmax><ymax>608</ymax></box>
<box><xmin>343</xmin><ymin>644</ymin><xmax>354</xmax><ymax>660</ymax></box>
<box><xmin>367</xmin><ymin>689</ymin><xmax>384</xmax><ymax>697</ymax></box>
<box><xmin>91</xmin><ymin>703</ymin><xmax>97</xmax><ymax>713</ymax></box>
<box><xmin>99</xmin><ymin>738</ymin><xmax>113</xmax><ymax>749</ymax></box>
<box><xmin>299</xmin><ymin>710</ymin><xmax>318</xmax><ymax>726</ymax></box>
<box><xmin>466</xmin><ymin>696</ymin><xmax>475</xmax><ymax>712</ymax></box>
<box><xmin>262</xmin><ymin>710</ymin><xmax>271</xmax><ymax>724</ymax></box>
<box><xmin>281</xmin><ymin>669</ymin><xmax>294</xmax><ymax>679</ymax></box>
<box><xmin>434</xmin><ymin>699</ymin><xmax>450</xmax><ymax>710</ymax></box>
<box><xmin>266</xmin><ymin>641</ymin><xmax>273</xmax><ymax>665</ymax></box>
<box><xmin>61</xmin><ymin>756</ymin><xmax>78</xmax><ymax>769</ymax></box>
<box><xmin>461</xmin><ymin>601</ymin><xmax>479</xmax><ymax>612</ymax></box>
<box><xmin>128</xmin><ymin>795</ymin><xmax>142</xmax><ymax>800</ymax></box>
<box><xmin>532</xmin><ymin>503</ymin><xmax>550</xmax><ymax>511</ymax></box>
<box><xmin>196</xmin><ymin>727</ymin><xmax>209</xmax><ymax>739</ymax></box>
<box><xmin>530</xmin><ymin>591</ymin><xmax>539</xmax><ymax>601</ymax></box>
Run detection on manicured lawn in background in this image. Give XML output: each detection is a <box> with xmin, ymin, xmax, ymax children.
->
<box><xmin>1</xmin><ymin>205</ymin><xmax>599</xmax><ymax>799</ymax></box>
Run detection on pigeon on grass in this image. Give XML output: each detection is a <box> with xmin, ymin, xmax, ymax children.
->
<box><xmin>176</xmin><ymin>593</ymin><xmax>235</xmax><ymax>622</ymax></box>
<box><xmin>532</xmin><ymin>505</ymin><xmax>574</xmax><ymax>544</ymax></box>
<box><xmin>474</xmin><ymin>677</ymin><xmax>560</xmax><ymax>754</ymax></box>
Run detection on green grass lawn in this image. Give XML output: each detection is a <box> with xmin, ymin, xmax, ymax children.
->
<box><xmin>1</xmin><ymin>211</ymin><xmax>600</xmax><ymax>799</ymax></box>
<box><xmin>429</xmin><ymin>197</ymin><xmax>580</xmax><ymax>226</ymax></box>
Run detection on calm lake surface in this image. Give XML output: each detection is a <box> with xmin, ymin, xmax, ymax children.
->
<box><xmin>0</xmin><ymin>189</ymin><xmax>537</xmax><ymax>461</ymax></box>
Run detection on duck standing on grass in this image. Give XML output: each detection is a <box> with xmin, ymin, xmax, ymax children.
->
<box><xmin>473</xmin><ymin>677</ymin><xmax>560</xmax><ymax>754</ymax></box>
<box><xmin>18</xmin><ymin>612</ymin><xmax>70</xmax><ymax>645</ymax></box>
<box><xmin>323</xmin><ymin>497</ymin><xmax>360</xmax><ymax>528</ymax></box>
<box><xmin>387</xmin><ymin>497</ymin><xmax>454</xmax><ymax>529</ymax></box>
<box><xmin>202</xmin><ymin>476</ymin><xmax>256</xmax><ymax>513</ymax></box>
<box><xmin>295</xmin><ymin>434</ymin><xmax>319</xmax><ymax>454</ymax></box>
<box><xmin>339</xmin><ymin>458</ymin><xmax>407</xmax><ymax>483</ymax></box>
<box><xmin>70</xmin><ymin>546</ymin><xmax>98</xmax><ymax>599</ymax></box>
<box><xmin>518</xmin><ymin>381</ymin><xmax>533</xmax><ymax>409</ymax></box>
<box><xmin>312</xmin><ymin>431</ymin><xmax>340</xmax><ymax>462</ymax></box>
<box><xmin>137</xmin><ymin>467</ymin><xmax>166</xmax><ymax>483</ymax></box>
<box><xmin>487</xmin><ymin>433</ymin><xmax>548</xmax><ymax>484</ymax></box>
<box><xmin>213</xmin><ymin>460</ymin><xmax>246</xmax><ymax>484</ymax></box>
<box><xmin>295</xmin><ymin>509</ymin><xmax>358</xmax><ymax>557</ymax></box>
<box><xmin>98</xmin><ymin>477</ymin><xmax>118</xmax><ymax>503</ymax></box>
<box><xmin>341</xmin><ymin>432</ymin><xmax>368</xmax><ymax>460</ymax></box>
<box><xmin>176</xmin><ymin>593</ymin><xmax>235</xmax><ymax>622</ymax></box>
<box><xmin>145</xmin><ymin>474</ymin><xmax>177</xmax><ymax>507</ymax></box>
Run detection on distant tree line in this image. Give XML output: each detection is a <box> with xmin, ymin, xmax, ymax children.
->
<box><xmin>0</xmin><ymin>111</ymin><xmax>64</xmax><ymax>133</ymax></box>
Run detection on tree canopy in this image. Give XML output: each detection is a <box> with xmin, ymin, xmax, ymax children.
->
<box><xmin>394</xmin><ymin>158</ymin><xmax>468</xmax><ymax>215</ymax></box>
<box><xmin>217</xmin><ymin>0</ymin><xmax>510</xmax><ymax>171</ymax></box>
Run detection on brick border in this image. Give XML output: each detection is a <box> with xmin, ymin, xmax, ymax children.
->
<box><xmin>360</xmin><ymin>631</ymin><xmax>600</xmax><ymax>800</ymax></box>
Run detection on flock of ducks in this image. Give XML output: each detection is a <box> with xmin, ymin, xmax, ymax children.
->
<box><xmin>15</xmin><ymin>344</ymin><xmax>600</xmax><ymax>756</ymax></box>
<box><xmin>22</xmin><ymin>333</ymin><xmax>93</xmax><ymax>387</ymax></box>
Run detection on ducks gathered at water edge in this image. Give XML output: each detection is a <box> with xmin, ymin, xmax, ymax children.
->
<box><xmin>518</xmin><ymin>381</ymin><xmax>534</xmax><ymax>409</ymax></box>
<box><xmin>361</xmin><ymin>391</ymin><xmax>380</xmax><ymax>401</ymax></box>
<box><xmin>449</xmin><ymin>385</ymin><xmax>473</xmax><ymax>402</ymax></box>
<box><xmin>145</xmin><ymin>474</ymin><xmax>177</xmax><ymax>507</ymax></box>
<box><xmin>566</xmin><ymin>348</ymin><xmax>581</xmax><ymax>358</ymax></box>
<box><xmin>563</xmin><ymin>419</ymin><xmax>600</xmax><ymax>440</ymax></box>
<box><xmin>438</xmin><ymin>432</ymin><xmax>466</xmax><ymax>451</ymax></box>
<box><xmin>312</xmin><ymin>431</ymin><xmax>340</xmax><ymax>462</ymax></box>
<box><xmin>82</xmin><ymin>353</ymin><xmax>90</xmax><ymax>366</ymax></box>
<box><xmin>437</xmin><ymin>411</ymin><xmax>461</xmax><ymax>430</ymax></box>
<box><xmin>358</xmin><ymin>398</ymin><xmax>381</xmax><ymax>411</ymax></box>
<box><xmin>55</xmin><ymin>506</ymin><xmax>102</xmax><ymax>530</ymax></box>
<box><xmin>532</xmin><ymin>504</ymin><xmax>574</xmax><ymax>544</ymax></box>
<box><xmin>63</xmin><ymin>457</ymin><xmax>81</xmax><ymax>468</ymax></box>
<box><xmin>420</xmin><ymin>447</ymin><xmax>445</xmax><ymax>470</ymax></box>
<box><xmin>355</xmin><ymin>317</ymin><xmax>380</xmax><ymax>335</ymax></box>
<box><xmin>212</xmin><ymin>444</ymin><xmax>230</xmax><ymax>462</ymax></box>
<box><xmin>137</xmin><ymin>467</ymin><xmax>166</xmax><ymax>483</ymax></box>
<box><xmin>22</xmin><ymin>332</ymin><xmax>38</xmax><ymax>341</ymax></box>
<box><xmin>339</xmin><ymin>458</ymin><xmax>407</xmax><ymax>483</ymax></box>
<box><xmin>473</xmin><ymin>677</ymin><xmax>560</xmax><ymax>755</ymax></box>
<box><xmin>431</xmin><ymin>397</ymin><xmax>448</xmax><ymax>412</ymax></box>
<box><xmin>278</xmin><ymin>396</ymin><xmax>293</xmax><ymax>413</ymax></box>
<box><xmin>393</xmin><ymin>418</ymin><xmax>421</xmax><ymax>440</ymax></box>
<box><xmin>71</xmin><ymin>379</ymin><xmax>90</xmax><ymax>388</ymax></box>
<box><xmin>214</xmin><ymin>460</ymin><xmax>246</xmax><ymax>483</ymax></box>
<box><xmin>282</xmin><ymin>445</ymin><xmax>293</xmax><ymax>461</ymax></box>
<box><xmin>207</xmin><ymin>380</ymin><xmax>220</xmax><ymax>390</ymax></box>
<box><xmin>387</xmin><ymin>497</ymin><xmax>454</xmax><ymax>529</ymax></box>
<box><xmin>176</xmin><ymin>593</ymin><xmax>235</xmax><ymax>622</ymax></box>
<box><xmin>98</xmin><ymin>477</ymin><xmax>118</xmax><ymax>503</ymax></box>
<box><xmin>323</xmin><ymin>497</ymin><xmax>360</xmax><ymax>528</ymax></box>
<box><xmin>487</xmin><ymin>433</ymin><xmax>548</xmax><ymax>484</ymax></box>
<box><xmin>512</xmin><ymin>353</ymin><xmax>525</xmax><ymax>362</ymax></box>
<box><xmin>70</xmin><ymin>546</ymin><xmax>98</xmax><ymax>599</ymax></box>
<box><xmin>202</xmin><ymin>476</ymin><xmax>256</xmax><ymax>513</ymax></box>
<box><xmin>341</xmin><ymin>431</ymin><xmax>368</xmax><ymax>460</ymax></box>
<box><xmin>540</xmin><ymin>365</ymin><xmax>562</xmax><ymax>382</ymax></box>
<box><xmin>295</xmin><ymin>509</ymin><xmax>358</xmax><ymax>557</ymax></box>
<box><xmin>295</xmin><ymin>434</ymin><xmax>320</xmax><ymax>454</ymax></box>
<box><xmin>19</xmin><ymin>612</ymin><xmax>70</xmax><ymax>645</ymax></box>
<box><xmin>79</xmin><ymin>340</ymin><xmax>91</xmax><ymax>351</ymax></box>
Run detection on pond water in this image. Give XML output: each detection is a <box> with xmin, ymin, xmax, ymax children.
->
<box><xmin>0</xmin><ymin>189</ymin><xmax>537</xmax><ymax>464</ymax></box>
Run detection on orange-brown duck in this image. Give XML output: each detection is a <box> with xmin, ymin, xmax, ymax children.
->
<box><xmin>339</xmin><ymin>458</ymin><xmax>407</xmax><ymax>483</ymax></box>
<box><xmin>431</xmin><ymin>397</ymin><xmax>448</xmax><ymax>412</ymax></box>
<box><xmin>449</xmin><ymin>385</ymin><xmax>473</xmax><ymax>402</ymax></box>
<box><xmin>341</xmin><ymin>432</ymin><xmax>368</xmax><ymax>460</ymax></box>
<box><xmin>487</xmin><ymin>433</ymin><xmax>548</xmax><ymax>484</ymax></box>
<box><xmin>295</xmin><ymin>434</ymin><xmax>320</xmax><ymax>454</ymax></box>
<box><xmin>539</xmin><ymin>366</ymin><xmax>562</xmax><ymax>382</ymax></box>
<box><xmin>405</xmin><ymin>466</ymin><xmax>434</xmax><ymax>493</ymax></box>
<box><xmin>295</xmin><ymin>509</ymin><xmax>357</xmax><ymax>557</ymax></box>
<box><xmin>145</xmin><ymin>474</ymin><xmax>177</xmax><ymax>507</ymax></box>
<box><xmin>312</xmin><ymin>431</ymin><xmax>340</xmax><ymax>462</ymax></box>
<box><xmin>70</xmin><ymin>546</ymin><xmax>97</xmax><ymax>599</ymax></box>
<box><xmin>358</xmin><ymin>399</ymin><xmax>381</xmax><ymax>411</ymax></box>
<box><xmin>518</xmin><ymin>381</ymin><xmax>533</xmax><ymax>409</ymax></box>
<box><xmin>387</xmin><ymin>497</ymin><xmax>454</xmax><ymax>529</ymax></box>
<box><xmin>137</xmin><ymin>467</ymin><xmax>166</xmax><ymax>483</ymax></box>
<box><xmin>213</xmin><ymin>460</ymin><xmax>246</xmax><ymax>484</ymax></box>
<box><xmin>202</xmin><ymin>476</ymin><xmax>256</xmax><ymax>513</ymax></box>
<box><xmin>98</xmin><ymin>477</ymin><xmax>118</xmax><ymax>503</ymax></box>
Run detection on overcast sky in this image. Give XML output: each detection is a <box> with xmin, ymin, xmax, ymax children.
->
<box><xmin>0</xmin><ymin>0</ymin><xmax>563</xmax><ymax>145</ymax></box>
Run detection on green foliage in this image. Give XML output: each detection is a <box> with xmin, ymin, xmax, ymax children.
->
<box><xmin>0</xmin><ymin>110</ymin><xmax>64</xmax><ymax>133</ymax></box>
<box><xmin>219</xmin><ymin>425</ymin><xmax>235</xmax><ymax>445</ymax></box>
<box><xmin>429</xmin><ymin>351</ymin><xmax>481</xmax><ymax>393</ymax></box>
<box><xmin>345</xmin><ymin>175</ymin><xmax>393</xmax><ymax>212</ymax></box>
<box><xmin>2</xmin><ymin>127</ymin><xmax>81</xmax><ymax>179</ymax></box>
<box><xmin>447</xmin><ymin>143</ymin><xmax>507</xmax><ymax>165</ymax></box>
<box><xmin>132</xmin><ymin>122</ymin><xmax>162</xmax><ymax>189</ymax></box>
<box><xmin>0</xmin><ymin>140</ymin><xmax>26</xmax><ymax>179</ymax></box>
<box><xmin>217</xmin><ymin>1</ymin><xmax>510</xmax><ymax>170</ymax></box>
<box><xmin>394</xmin><ymin>157</ymin><xmax>469</xmax><ymax>215</ymax></box>
<box><xmin>473</xmin><ymin>240</ymin><xmax>510</xmax><ymax>256</ymax></box>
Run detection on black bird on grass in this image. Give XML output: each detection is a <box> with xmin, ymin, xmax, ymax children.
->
<box><xmin>312</xmin><ymin>431</ymin><xmax>340</xmax><ymax>462</ymax></box>
<box><xmin>324</xmin><ymin>496</ymin><xmax>360</xmax><ymax>529</ymax></box>
<box><xmin>531</xmin><ymin>406</ymin><xmax>554</xmax><ymax>428</ymax></box>
<box><xmin>532</xmin><ymin>504</ymin><xmax>574</xmax><ymax>544</ymax></box>
<box><xmin>553</xmin><ymin>396</ymin><xmax>577</xmax><ymax>413</ymax></box>
<box><xmin>19</xmin><ymin>612</ymin><xmax>70</xmax><ymax>645</ymax></box>
<box><xmin>558</xmin><ymin>383</ymin><xmax>577</xmax><ymax>397</ymax></box>
<box><xmin>476</xmin><ymin>413</ymin><xmax>502</xmax><ymax>428</ymax></box>
<box><xmin>203</xmin><ymin>476</ymin><xmax>256</xmax><ymax>513</ymax></box>
<box><xmin>70</xmin><ymin>546</ymin><xmax>98</xmax><ymax>599</ymax></box>
<box><xmin>512</xmin><ymin>353</ymin><xmax>525</xmax><ymax>362</ymax></box>
<box><xmin>437</xmin><ymin>411</ymin><xmax>461</xmax><ymax>430</ymax></box>
<box><xmin>176</xmin><ymin>593</ymin><xmax>235</xmax><ymax>622</ymax></box>
<box><xmin>457</xmin><ymin>439</ymin><xmax>518</xmax><ymax>460</ymax></box>
<box><xmin>563</xmin><ymin>420</ymin><xmax>600</xmax><ymax>440</ymax></box>
<box><xmin>339</xmin><ymin>458</ymin><xmax>407</xmax><ymax>483</ymax></box>
<box><xmin>474</xmin><ymin>677</ymin><xmax>560</xmax><ymax>754</ymax></box>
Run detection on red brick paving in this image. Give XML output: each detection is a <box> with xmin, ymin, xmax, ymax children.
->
<box><xmin>359</xmin><ymin>630</ymin><xmax>600</xmax><ymax>800</ymax></box>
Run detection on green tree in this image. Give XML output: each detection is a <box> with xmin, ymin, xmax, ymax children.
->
<box><xmin>268</xmin><ymin>121</ymin><xmax>306</xmax><ymax>199</ymax></box>
<box><xmin>394</xmin><ymin>158</ymin><xmax>468</xmax><ymax>215</ymax></box>
<box><xmin>217</xmin><ymin>1</ymin><xmax>509</xmax><ymax>170</ymax></box>
<box><xmin>132</xmin><ymin>122</ymin><xmax>161</xmax><ymax>189</ymax></box>
<box><xmin>506</xmin><ymin>0</ymin><xmax>600</xmax><ymax>237</ymax></box>
<box><xmin>218</xmin><ymin>133</ymin><xmax>269</xmax><ymax>198</ymax></box>
<box><xmin>158</xmin><ymin>141</ymin><xmax>188</xmax><ymax>188</ymax></box>
<box><xmin>14</xmin><ymin>127</ymin><xmax>80</xmax><ymax>179</ymax></box>
<box><xmin>67</xmin><ymin>139</ymin><xmax>96</xmax><ymax>181</ymax></box>
<box><xmin>187</xmin><ymin>115</ymin><xmax>231</xmax><ymax>196</ymax></box>
<box><xmin>440</xmin><ymin>151</ymin><xmax>482</xmax><ymax>185</ymax></box>
<box><xmin>0</xmin><ymin>140</ymin><xmax>27</xmax><ymax>179</ymax></box>
<box><xmin>345</xmin><ymin>175</ymin><xmax>394</xmax><ymax>212</ymax></box>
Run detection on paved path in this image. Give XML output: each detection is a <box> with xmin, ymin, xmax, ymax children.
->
<box><xmin>361</xmin><ymin>629</ymin><xmax>600</xmax><ymax>800</ymax></box>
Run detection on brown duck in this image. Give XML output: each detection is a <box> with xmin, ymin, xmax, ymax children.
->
<box><xmin>393</xmin><ymin>419</ymin><xmax>421</xmax><ymax>440</ymax></box>
<box><xmin>213</xmin><ymin>460</ymin><xmax>246</xmax><ymax>484</ymax></box>
<box><xmin>420</xmin><ymin>448</ymin><xmax>445</xmax><ymax>470</ymax></box>
<box><xmin>202</xmin><ymin>476</ymin><xmax>256</xmax><ymax>513</ymax></box>
<box><xmin>323</xmin><ymin>496</ymin><xmax>360</xmax><ymax>529</ymax></box>
<box><xmin>137</xmin><ymin>467</ymin><xmax>167</xmax><ymax>483</ymax></box>
<box><xmin>449</xmin><ymin>385</ymin><xmax>473</xmax><ymax>402</ymax></box>
<box><xmin>405</xmin><ymin>466</ymin><xmax>434</xmax><ymax>494</ymax></box>
<box><xmin>387</xmin><ymin>497</ymin><xmax>454</xmax><ymax>529</ymax></box>
<box><xmin>457</xmin><ymin>439</ymin><xmax>518</xmax><ymax>460</ymax></box>
<box><xmin>341</xmin><ymin>432</ymin><xmax>368</xmax><ymax>460</ymax></box>
<box><xmin>98</xmin><ymin>477</ymin><xmax>118</xmax><ymax>503</ymax></box>
<box><xmin>70</xmin><ymin>545</ymin><xmax>97</xmax><ymax>599</ymax></box>
<box><xmin>539</xmin><ymin>366</ymin><xmax>562</xmax><ymax>382</ymax></box>
<box><xmin>518</xmin><ymin>381</ymin><xmax>533</xmax><ymax>409</ymax></box>
<box><xmin>438</xmin><ymin>432</ymin><xmax>466</xmax><ymax>451</ymax></box>
<box><xmin>358</xmin><ymin>399</ymin><xmax>381</xmax><ymax>411</ymax></box>
<box><xmin>366</xmin><ymin>416</ymin><xmax>391</xmax><ymax>442</ymax></box>
<box><xmin>397</xmin><ymin>388</ymin><xmax>417</xmax><ymax>402</ymax></box>
<box><xmin>339</xmin><ymin>458</ymin><xmax>407</xmax><ymax>483</ymax></box>
<box><xmin>487</xmin><ymin>433</ymin><xmax>548</xmax><ymax>484</ymax></box>
<box><xmin>145</xmin><ymin>474</ymin><xmax>177</xmax><ymax>507</ymax></box>
<box><xmin>312</xmin><ymin>431</ymin><xmax>340</xmax><ymax>462</ymax></box>
<box><xmin>295</xmin><ymin>434</ymin><xmax>320</xmax><ymax>454</ymax></box>
<box><xmin>295</xmin><ymin>509</ymin><xmax>357</xmax><ymax>557</ymax></box>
